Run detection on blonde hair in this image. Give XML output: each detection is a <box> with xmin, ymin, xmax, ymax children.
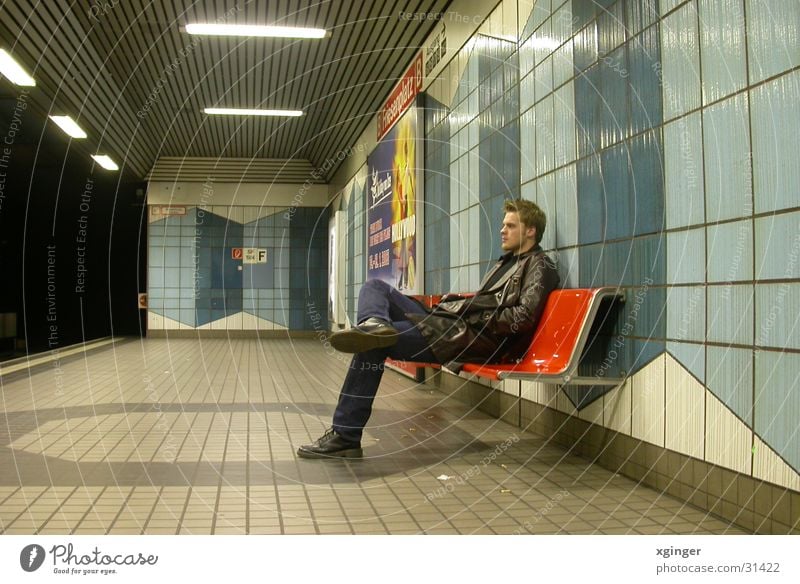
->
<box><xmin>504</xmin><ymin>199</ymin><xmax>546</xmax><ymax>244</ymax></box>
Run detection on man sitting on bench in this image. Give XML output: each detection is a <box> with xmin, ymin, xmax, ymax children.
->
<box><xmin>297</xmin><ymin>199</ymin><xmax>560</xmax><ymax>459</ymax></box>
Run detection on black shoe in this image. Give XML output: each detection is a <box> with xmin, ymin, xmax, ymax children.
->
<box><xmin>297</xmin><ymin>428</ymin><xmax>363</xmax><ymax>459</ymax></box>
<box><xmin>330</xmin><ymin>317</ymin><xmax>399</xmax><ymax>353</ymax></box>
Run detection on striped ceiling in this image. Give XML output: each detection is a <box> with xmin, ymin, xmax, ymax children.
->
<box><xmin>0</xmin><ymin>0</ymin><xmax>450</xmax><ymax>182</ymax></box>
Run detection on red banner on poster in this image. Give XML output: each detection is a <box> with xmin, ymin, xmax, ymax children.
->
<box><xmin>377</xmin><ymin>53</ymin><xmax>423</xmax><ymax>141</ymax></box>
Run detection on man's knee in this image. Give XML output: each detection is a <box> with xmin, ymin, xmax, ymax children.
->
<box><xmin>363</xmin><ymin>279</ymin><xmax>391</xmax><ymax>293</ymax></box>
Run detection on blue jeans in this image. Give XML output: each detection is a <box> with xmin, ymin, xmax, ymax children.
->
<box><xmin>332</xmin><ymin>279</ymin><xmax>439</xmax><ymax>442</ymax></box>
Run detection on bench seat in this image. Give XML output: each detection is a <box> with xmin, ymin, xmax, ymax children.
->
<box><xmin>389</xmin><ymin>287</ymin><xmax>625</xmax><ymax>386</ymax></box>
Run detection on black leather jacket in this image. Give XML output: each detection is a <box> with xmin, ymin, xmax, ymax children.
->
<box><xmin>407</xmin><ymin>246</ymin><xmax>560</xmax><ymax>364</ymax></box>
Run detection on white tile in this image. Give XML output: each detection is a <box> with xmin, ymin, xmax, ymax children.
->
<box><xmin>502</xmin><ymin>0</ymin><xmax>518</xmax><ymax>40</ymax></box>
<box><xmin>750</xmin><ymin>70</ymin><xmax>800</xmax><ymax>214</ymax></box>
<box><xmin>520</xmin><ymin>380</ymin><xmax>558</xmax><ymax>406</ymax></box>
<box><xmin>752</xmin><ymin>435</ymin><xmax>800</xmax><ymax>492</ymax></box>
<box><xmin>534</xmin><ymin>95</ymin><xmax>555</xmax><ymax>176</ymax></box>
<box><xmin>148</xmin><ymin>311</ymin><xmax>164</xmax><ymax>330</ymax></box>
<box><xmin>746</xmin><ymin>0</ymin><xmax>800</xmax><ymax>84</ymax></box>
<box><xmin>660</xmin><ymin>2</ymin><xmax>702</xmax><ymax>120</ymax></box>
<box><xmin>703</xmin><ymin>92</ymin><xmax>753</xmax><ymax>222</ymax></box>
<box><xmin>518</xmin><ymin>0</ymin><xmax>535</xmax><ymax>38</ymax></box>
<box><xmin>604</xmin><ymin>378</ymin><xmax>632</xmax><ymax>434</ymax></box>
<box><xmin>631</xmin><ymin>354</ymin><xmax>666</xmax><ymax>447</ymax></box>
<box><xmin>553</xmin><ymin>82</ymin><xmax>576</xmax><ymax>168</ymax></box>
<box><xmin>665</xmin><ymin>353</ymin><xmax>705</xmax><ymax>458</ymax></box>
<box><xmin>499</xmin><ymin>379</ymin><xmax>519</xmax><ymax>396</ymax></box>
<box><xmin>705</xmin><ymin>390</ymin><xmax>752</xmax><ymax>474</ymax></box>
<box><xmin>578</xmin><ymin>393</ymin><xmax>604</xmax><ymax>425</ymax></box>
<box><xmin>555</xmin><ymin>389</ymin><xmax>576</xmax><ymax>415</ymax></box>
<box><xmin>664</xmin><ymin>112</ymin><xmax>705</xmax><ymax>229</ymax></box>
<box><xmin>699</xmin><ymin>0</ymin><xmax>747</xmax><ymax>104</ymax></box>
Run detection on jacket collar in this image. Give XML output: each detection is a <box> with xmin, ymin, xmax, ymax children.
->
<box><xmin>497</xmin><ymin>244</ymin><xmax>542</xmax><ymax>262</ymax></box>
<box><xmin>480</xmin><ymin>245</ymin><xmax>542</xmax><ymax>292</ymax></box>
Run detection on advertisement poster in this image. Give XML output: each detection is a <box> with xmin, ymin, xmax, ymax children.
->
<box><xmin>366</xmin><ymin>105</ymin><xmax>423</xmax><ymax>294</ymax></box>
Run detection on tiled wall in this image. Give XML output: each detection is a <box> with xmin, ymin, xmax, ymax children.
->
<box><xmin>415</xmin><ymin>0</ymin><xmax>798</xmax><ymax>491</ymax></box>
<box><xmin>148</xmin><ymin>204</ymin><xmax>328</xmax><ymax>331</ymax></box>
<box><xmin>343</xmin><ymin>176</ymin><xmax>366</xmax><ymax>325</ymax></box>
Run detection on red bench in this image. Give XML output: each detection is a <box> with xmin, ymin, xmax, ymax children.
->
<box><xmin>388</xmin><ymin>287</ymin><xmax>625</xmax><ymax>386</ymax></box>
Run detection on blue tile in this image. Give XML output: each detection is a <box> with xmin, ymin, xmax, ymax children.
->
<box><xmin>599</xmin><ymin>45</ymin><xmax>629</xmax><ymax>148</ymax></box>
<box><xmin>754</xmin><ymin>350</ymin><xmax>800</xmax><ymax>472</ymax></box>
<box><xmin>629</xmin><ymin>129</ymin><xmax>665</xmax><ymax>236</ymax></box>
<box><xmin>579</xmin><ymin>243</ymin><xmax>604</xmax><ymax>286</ymax></box>
<box><xmin>603</xmin><ymin>239</ymin><xmax>634</xmax><ymax>286</ymax></box>
<box><xmin>626</xmin><ymin>0</ymin><xmax>660</xmax><ymax>37</ymax></box>
<box><xmin>664</xmin><ymin>112</ymin><xmax>705</xmax><ymax>229</ymax></box>
<box><xmin>628</xmin><ymin>284</ymin><xmax>666</xmax><ymax>339</ymax></box>
<box><xmin>628</xmin><ymin>26</ymin><xmax>663</xmax><ymax>134</ymax></box>
<box><xmin>699</xmin><ymin>0</ymin><xmax>748</xmax><ymax>104</ymax></box>
<box><xmin>631</xmin><ymin>233</ymin><xmax>667</xmax><ymax>286</ymax></box>
<box><xmin>535</xmin><ymin>96</ymin><xmax>555</xmax><ymax>177</ymax></box>
<box><xmin>707</xmin><ymin>284</ymin><xmax>754</xmax><ymax>345</ymax></box>
<box><xmin>667</xmin><ymin>286</ymin><xmax>706</xmax><ymax>342</ymax></box>
<box><xmin>597</xmin><ymin>0</ymin><xmax>626</xmax><ymax>56</ymax></box>
<box><xmin>703</xmin><ymin>92</ymin><xmax>753</xmax><ymax>222</ymax></box>
<box><xmin>520</xmin><ymin>107</ymin><xmax>536</xmax><ymax>183</ymax></box>
<box><xmin>601</xmin><ymin>143</ymin><xmax>632</xmax><ymax>239</ymax></box>
<box><xmin>756</xmin><ymin>283</ymin><xmax>800</xmax><ymax>349</ymax></box>
<box><xmin>746</xmin><ymin>0</ymin><xmax>800</xmax><ymax>84</ymax></box>
<box><xmin>179</xmin><ymin>268</ymin><xmax>195</xmax><ymax>288</ymax></box>
<box><xmin>754</xmin><ymin>211</ymin><xmax>800</xmax><ymax>280</ymax></box>
<box><xmin>162</xmin><ymin>308</ymin><xmax>181</xmax><ymax>324</ymax></box>
<box><xmin>555</xmin><ymin>247</ymin><xmax>580</xmax><ymax>287</ymax></box>
<box><xmin>164</xmin><ymin>248</ymin><xmax>180</xmax><ymax>267</ymax></box>
<box><xmin>667</xmin><ymin>341</ymin><xmax>705</xmax><ymax>383</ymax></box>
<box><xmin>577</xmin><ymin>155</ymin><xmax>605</xmax><ymax>244</ymax></box>
<box><xmin>667</xmin><ymin>228</ymin><xmax>705</xmax><ymax>284</ymax></box>
<box><xmin>537</xmin><ymin>174</ymin><xmax>557</xmax><ymax>250</ymax></box>
<box><xmin>575</xmin><ymin>65</ymin><xmax>602</xmax><ymax>157</ymax></box>
<box><xmin>707</xmin><ymin>220</ymin><xmax>753</xmax><ymax>282</ymax></box>
<box><xmin>751</xmin><ymin>70</ymin><xmax>800</xmax><ymax>214</ymax></box>
<box><xmin>571</xmin><ymin>0</ymin><xmax>597</xmax><ymax>33</ymax></box>
<box><xmin>573</xmin><ymin>21</ymin><xmax>599</xmax><ymax>72</ymax></box>
<box><xmin>552</xmin><ymin>1</ymin><xmax>573</xmax><ymax>47</ymax></box>
<box><xmin>707</xmin><ymin>346</ymin><xmax>754</xmax><ymax>424</ymax></box>
<box><xmin>628</xmin><ymin>339</ymin><xmax>666</xmax><ymax>376</ymax></box>
<box><xmin>555</xmin><ymin>163</ymin><xmax>579</xmax><ymax>248</ymax></box>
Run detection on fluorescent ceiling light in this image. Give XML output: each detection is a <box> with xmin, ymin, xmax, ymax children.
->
<box><xmin>204</xmin><ymin>107</ymin><xmax>303</xmax><ymax>117</ymax></box>
<box><xmin>49</xmin><ymin>115</ymin><xmax>87</xmax><ymax>139</ymax></box>
<box><xmin>91</xmin><ymin>154</ymin><xmax>118</xmax><ymax>170</ymax></box>
<box><xmin>185</xmin><ymin>24</ymin><xmax>326</xmax><ymax>38</ymax></box>
<box><xmin>0</xmin><ymin>49</ymin><xmax>36</xmax><ymax>86</ymax></box>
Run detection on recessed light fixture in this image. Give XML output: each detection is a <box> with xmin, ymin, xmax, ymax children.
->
<box><xmin>185</xmin><ymin>24</ymin><xmax>326</xmax><ymax>38</ymax></box>
<box><xmin>204</xmin><ymin>107</ymin><xmax>303</xmax><ymax>117</ymax></box>
<box><xmin>49</xmin><ymin>115</ymin><xmax>88</xmax><ymax>139</ymax></box>
<box><xmin>91</xmin><ymin>154</ymin><xmax>119</xmax><ymax>170</ymax></box>
<box><xmin>0</xmin><ymin>49</ymin><xmax>36</xmax><ymax>86</ymax></box>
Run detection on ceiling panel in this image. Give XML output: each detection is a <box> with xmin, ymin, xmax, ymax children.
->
<box><xmin>0</xmin><ymin>0</ymin><xmax>451</xmax><ymax>182</ymax></box>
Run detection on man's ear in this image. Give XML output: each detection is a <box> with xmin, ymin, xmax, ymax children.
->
<box><xmin>527</xmin><ymin>225</ymin><xmax>537</xmax><ymax>242</ymax></box>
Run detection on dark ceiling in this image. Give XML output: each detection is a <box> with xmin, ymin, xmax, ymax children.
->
<box><xmin>0</xmin><ymin>0</ymin><xmax>450</xmax><ymax>181</ymax></box>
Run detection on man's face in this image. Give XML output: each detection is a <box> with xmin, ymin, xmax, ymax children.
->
<box><xmin>500</xmin><ymin>212</ymin><xmax>536</xmax><ymax>253</ymax></box>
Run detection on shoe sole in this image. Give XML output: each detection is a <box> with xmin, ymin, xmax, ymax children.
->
<box><xmin>330</xmin><ymin>329</ymin><xmax>397</xmax><ymax>353</ymax></box>
<box><xmin>296</xmin><ymin>447</ymin><xmax>363</xmax><ymax>459</ymax></box>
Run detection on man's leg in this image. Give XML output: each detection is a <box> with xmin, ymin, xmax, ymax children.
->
<box><xmin>355</xmin><ymin>278</ymin><xmax>426</xmax><ymax>324</ymax></box>
<box><xmin>298</xmin><ymin>283</ymin><xmax>435</xmax><ymax>458</ymax></box>
<box><xmin>331</xmin><ymin>320</ymin><xmax>435</xmax><ymax>443</ymax></box>
<box><xmin>332</xmin><ymin>279</ymin><xmax>428</xmax><ymax>354</ymax></box>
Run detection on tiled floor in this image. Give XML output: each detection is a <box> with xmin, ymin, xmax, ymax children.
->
<box><xmin>0</xmin><ymin>338</ymin><xmax>745</xmax><ymax>534</ymax></box>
